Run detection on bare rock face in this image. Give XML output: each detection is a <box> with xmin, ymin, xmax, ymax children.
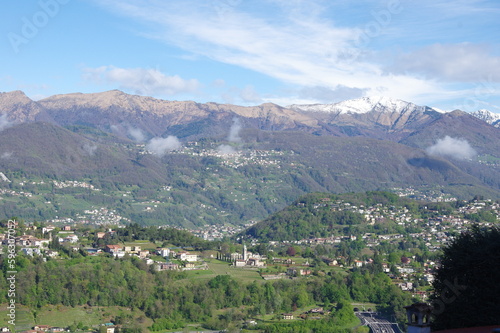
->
<box><xmin>0</xmin><ymin>90</ymin><xmax>498</xmax><ymax>142</ymax></box>
<box><xmin>0</xmin><ymin>90</ymin><xmax>53</xmax><ymax>123</ymax></box>
<box><xmin>35</xmin><ymin>90</ymin><xmax>319</xmax><ymax>137</ymax></box>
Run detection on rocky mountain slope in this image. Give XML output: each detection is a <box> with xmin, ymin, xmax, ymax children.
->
<box><xmin>471</xmin><ymin>109</ymin><xmax>500</xmax><ymax>128</ymax></box>
<box><xmin>0</xmin><ymin>90</ymin><xmax>499</xmax><ymax>227</ymax></box>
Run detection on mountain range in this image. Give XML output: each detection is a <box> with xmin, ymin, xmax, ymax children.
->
<box><xmin>0</xmin><ymin>90</ymin><xmax>499</xmax><ymax>226</ymax></box>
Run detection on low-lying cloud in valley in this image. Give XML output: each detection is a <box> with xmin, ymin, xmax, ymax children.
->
<box><xmin>228</xmin><ymin>118</ymin><xmax>242</xmax><ymax>143</ymax></box>
<box><xmin>111</xmin><ymin>124</ymin><xmax>147</xmax><ymax>142</ymax></box>
<box><xmin>217</xmin><ymin>144</ymin><xmax>237</xmax><ymax>155</ymax></box>
<box><xmin>0</xmin><ymin>114</ymin><xmax>14</xmax><ymax>132</ymax></box>
<box><xmin>426</xmin><ymin>136</ymin><xmax>476</xmax><ymax>160</ymax></box>
<box><xmin>146</xmin><ymin>136</ymin><xmax>181</xmax><ymax>157</ymax></box>
<box><xmin>83</xmin><ymin>143</ymin><xmax>98</xmax><ymax>156</ymax></box>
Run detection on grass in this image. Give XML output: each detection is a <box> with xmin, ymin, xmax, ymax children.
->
<box><xmin>0</xmin><ymin>305</ymin><xmax>153</xmax><ymax>331</ymax></box>
<box><xmin>173</xmin><ymin>260</ymin><xmax>263</xmax><ymax>284</ymax></box>
<box><xmin>207</xmin><ymin>260</ymin><xmax>263</xmax><ymax>283</ymax></box>
<box><xmin>120</xmin><ymin>240</ymin><xmax>159</xmax><ymax>250</ymax></box>
<box><xmin>0</xmin><ymin>304</ymin><xmax>34</xmax><ymax>331</ymax></box>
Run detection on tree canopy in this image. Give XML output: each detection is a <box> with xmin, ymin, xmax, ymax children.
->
<box><xmin>431</xmin><ymin>225</ymin><xmax>500</xmax><ymax>330</ymax></box>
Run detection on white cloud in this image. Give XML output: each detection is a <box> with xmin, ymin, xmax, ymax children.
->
<box><xmin>93</xmin><ymin>0</ymin><xmax>444</xmax><ymax>102</ymax></box>
<box><xmin>426</xmin><ymin>136</ymin><xmax>477</xmax><ymax>160</ymax></box>
<box><xmin>0</xmin><ymin>114</ymin><xmax>14</xmax><ymax>132</ymax></box>
<box><xmin>217</xmin><ymin>144</ymin><xmax>237</xmax><ymax>155</ymax></box>
<box><xmin>239</xmin><ymin>85</ymin><xmax>261</xmax><ymax>104</ymax></box>
<box><xmin>146</xmin><ymin>136</ymin><xmax>182</xmax><ymax>156</ymax></box>
<box><xmin>82</xmin><ymin>143</ymin><xmax>98</xmax><ymax>156</ymax></box>
<box><xmin>298</xmin><ymin>85</ymin><xmax>367</xmax><ymax>104</ymax></box>
<box><xmin>110</xmin><ymin>123</ymin><xmax>147</xmax><ymax>142</ymax></box>
<box><xmin>227</xmin><ymin>117</ymin><xmax>242</xmax><ymax>143</ymax></box>
<box><xmin>392</xmin><ymin>43</ymin><xmax>500</xmax><ymax>82</ymax></box>
<box><xmin>82</xmin><ymin>65</ymin><xmax>200</xmax><ymax>96</ymax></box>
<box><xmin>127</xmin><ymin>127</ymin><xmax>146</xmax><ymax>143</ymax></box>
<box><xmin>92</xmin><ymin>0</ymin><xmax>500</xmax><ymax>107</ymax></box>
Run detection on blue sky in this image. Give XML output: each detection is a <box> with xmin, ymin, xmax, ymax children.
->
<box><xmin>1</xmin><ymin>0</ymin><xmax>500</xmax><ymax>112</ymax></box>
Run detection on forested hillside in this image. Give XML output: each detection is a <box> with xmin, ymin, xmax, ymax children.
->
<box><xmin>0</xmin><ymin>254</ymin><xmax>412</xmax><ymax>332</ymax></box>
<box><xmin>242</xmin><ymin>191</ymin><xmax>459</xmax><ymax>241</ymax></box>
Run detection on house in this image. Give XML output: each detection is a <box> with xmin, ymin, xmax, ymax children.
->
<box><xmin>22</xmin><ymin>248</ymin><xmax>42</xmax><ymax>256</ymax></box>
<box><xmin>234</xmin><ymin>259</ymin><xmax>246</xmax><ymax>267</ymax></box>
<box><xmin>323</xmin><ymin>258</ymin><xmax>338</xmax><ymax>266</ymax></box>
<box><xmin>287</xmin><ymin>267</ymin><xmax>312</xmax><ymax>277</ymax></box>
<box><xmin>247</xmin><ymin>258</ymin><xmax>265</xmax><ymax>267</ymax></box>
<box><xmin>156</xmin><ymin>248</ymin><xmax>170</xmax><ymax>257</ymax></box>
<box><xmin>62</xmin><ymin>226</ymin><xmax>71</xmax><ymax>231</ymax></box>
<box><xmin>33</xmin><ymin>326</ymin><xmax>51</xmax><ymax>332</ymax></box>
<box><xmin>45</xmin><ymin>250</ymin><xmax>59</xmax><ymax>258</ymax></box>
<box><xmin>63</xmin><ymin>234</ymin><xmax>79</xmax><ymax>243</ymax></box>
<box><xmin>105</xmin><ymin>245</ymin><xmax>125</xmax><ymax>258</ymax></box>
<box><xmin>177</xmin><ymin>251</ymin><xmax>198</xmax><ymax>262</ymax></box>
<box><xmin>155</xmin><ymin>263</ymin><xmax>179</xmax><ymax>271</ymax></box>
<box><xmin>49</xmin><ymin>328</ymin><xmax>66</xmax><ymax>333</ymax></box>
<box><xmin>105</xmin><ymin>245</ymin><xmax>122</xmax><ymax>253</ymax></box>
<box><xmin>282</xmin><ymin>313</ymin><xmax>294</xmax><ymax>320</ymax></box>
<box><xmin>42</xmin><ymin>226</ymin><xmax>55</xmax><ymax>234</ymax></box>
<box><xmin>96</xmin><ymin>232</ymin><xmax>106</xmax><ymax>239</ymax></box>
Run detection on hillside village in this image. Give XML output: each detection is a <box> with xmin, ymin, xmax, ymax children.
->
<box><xmin>1</xmin><ymin>195</ymin><xmax>498</xmax><ymax>301</ymax></box>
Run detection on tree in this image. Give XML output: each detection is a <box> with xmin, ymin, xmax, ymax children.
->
<box><xmin>286</xmin><ymin>246</ymin><xmax>296</xmax><ymax>257</ymax></box>
<box><xmin>431</xmin><ymin>225</ymin><xmax>500</xmax><ymax>330</ymax></box>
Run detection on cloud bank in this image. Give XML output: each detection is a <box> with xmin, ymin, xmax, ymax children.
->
<box><xmin>83</xmin><ymin>66</ymin><xmax>200</xmax><ymax>96</ymax></box>
<box><xmin>426</xmin><ymin>136</ymin><xmax>476</xmax><ymax>160</ymax></box>
<box><xmin>0</xmin><ymin>114</ymin><xmax>14</xmax><ymax>132</ymax></box>
<box><xmin>146</xmin><ymin>136</ymin><xmax>182</xmax><ymax>156</ymax></box>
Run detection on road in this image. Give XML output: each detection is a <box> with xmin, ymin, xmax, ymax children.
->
<box><xmin>356</xmin><ymin>311</ymin><xmax>402</xmax><ymax>333</ymax></box>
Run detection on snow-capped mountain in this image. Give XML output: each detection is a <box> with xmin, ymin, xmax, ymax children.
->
<box><xmin>471</xmin><ymin>109</ymin><xmax>500</xmax><ymax>128</ymax></box>
<box><xmin>288</xmin><ymin>96</ymin><xmax>440</xmax><ymax>115</ymax></box>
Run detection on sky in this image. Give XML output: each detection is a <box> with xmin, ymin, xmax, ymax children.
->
<box><xmin>1</xmin><ymin>0</ymin><xmax>500</xmax><ymax>112</ymax></box>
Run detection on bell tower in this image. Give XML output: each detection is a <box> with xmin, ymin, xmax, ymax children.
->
<box><xmin>404</xmin><ymin>303</ymin><xmax>432</xmax><ymax>333</ymax></box>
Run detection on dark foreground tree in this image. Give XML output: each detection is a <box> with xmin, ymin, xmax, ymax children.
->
<box><xmin>431</xmin><ymin>225</ymin><xmax>500</xmax><ymax>330</ymax></box>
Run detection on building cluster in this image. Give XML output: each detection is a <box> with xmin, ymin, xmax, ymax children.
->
<box><xmin>52</xmin><ymin>180</ymin><xmax>98</xmax><ymax>190</ymax></box>
<box><xmin>232</xmin><ymin>244</ymin><xmax>266</xmax><ymax>267</ymax></box>
<box><xmin>392</xmin><ymin>186</ymin><xmax>457</xmax><ymax>202</ymax></box>
<box><xmin>175</xmin><ymin>142</ymin><xmax>288</xmax><ymax>169</ymax></box>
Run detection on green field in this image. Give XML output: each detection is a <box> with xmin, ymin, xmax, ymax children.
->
<box><xmin>0</xmin><ymin>305</ymin><xmax>153</xmax><ymax>332</ymax></box>
<box><xmin>179</xmin><ymin>260</ymin><xmax>263</xmax><ymax>283</ymax></box>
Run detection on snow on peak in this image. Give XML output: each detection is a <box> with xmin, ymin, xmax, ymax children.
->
<box><xmin>471</xmin><ymin>109</ymin><xmax>500</xmax><ymax>127</ymax></box>
<box><xmin>289</xmin><ymin>96</ymin><xmax>436</xmax><ymax>115</ymax></box>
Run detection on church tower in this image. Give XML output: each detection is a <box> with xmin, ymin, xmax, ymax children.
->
<box><xmin>404</xmin><ymin>303</ymin><xmax>432</xmax><ymax>333</ymax></box>
<box><xmin>243</xmin><ymin>244</ymin><xmax>247</xmax><ymax>261</ymax></box>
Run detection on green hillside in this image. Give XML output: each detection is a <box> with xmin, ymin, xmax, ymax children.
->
<box><xmin>0</xmin><ymin>123</ymin><xmax>498</xmax><ymax>227</ymax></box>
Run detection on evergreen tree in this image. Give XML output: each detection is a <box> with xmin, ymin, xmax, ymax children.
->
<box><xmin>431</xmin><ymin>225</ymin><xmax>500</xmax><ymax>330</ymax></box>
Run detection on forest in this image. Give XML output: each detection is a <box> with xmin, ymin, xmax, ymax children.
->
<box><xmin>0</xmin><ymin>253</ymin><xmax>413</xmax><ymax>332</ymax></box>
